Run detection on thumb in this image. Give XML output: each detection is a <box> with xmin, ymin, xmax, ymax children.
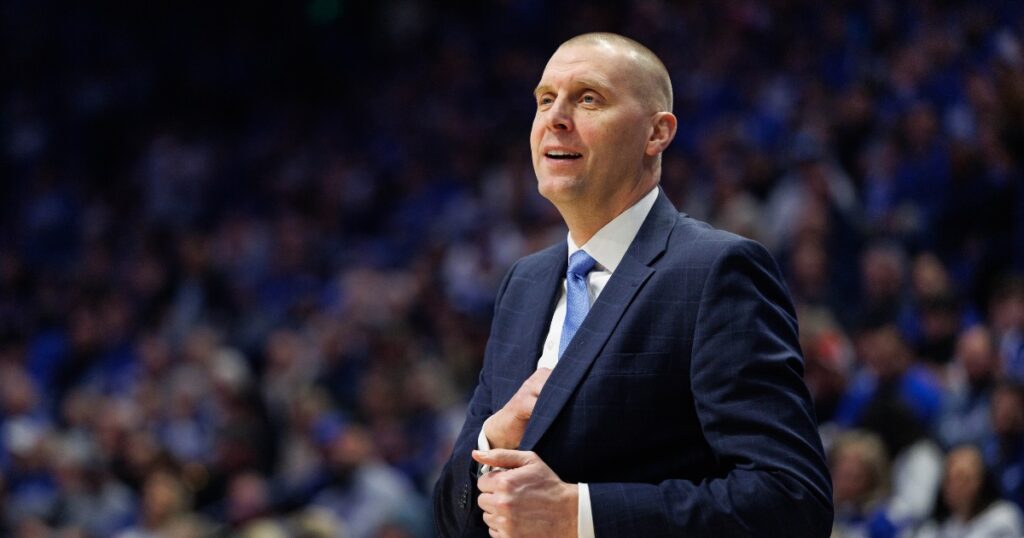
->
<box><xmin>472</xmin><ymin>449</ymin><xmax>536</xmax><ymax>469</ymax></box>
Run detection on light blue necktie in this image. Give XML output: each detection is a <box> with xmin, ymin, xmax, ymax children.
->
<box><xmin>559</xmin><ymin>250</ymin><xmax>597</xmax><ymax>358</ymax></box>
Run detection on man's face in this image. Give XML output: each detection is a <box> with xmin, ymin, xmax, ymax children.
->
<box><xmin>530</xmin><ymin>42</ymin><xmax>654</xmax><ymax>210</ymax></box>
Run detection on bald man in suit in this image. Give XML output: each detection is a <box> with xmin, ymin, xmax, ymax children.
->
<box><xmin>433</xmin><ymin>33</ymin><xmax>833</xmax><ymax>537</ymax></box>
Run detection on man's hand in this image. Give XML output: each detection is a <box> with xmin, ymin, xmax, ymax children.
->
<box><xmin>473</xmin><ymin>449</ymin><xmax>578</xmax><ymax>538</ymax></box>
<box><xmin>483</xmin><ymin>367</ymin><xmax>552</xmax><ymax>449</ymax></box>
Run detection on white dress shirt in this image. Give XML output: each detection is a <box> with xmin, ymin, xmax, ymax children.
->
<box><xmin>478</xmin><ymin>186</ymin><xmax>660</xmax><ymax>538</ymax></box>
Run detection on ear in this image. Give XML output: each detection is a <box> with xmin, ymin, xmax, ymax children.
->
<box><xmin>645</xmin><ymin>112</ymin><xmax>677</xmax><ymax>157</ymax></box>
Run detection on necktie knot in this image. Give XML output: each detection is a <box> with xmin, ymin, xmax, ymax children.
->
<box><xmin>567</xmin><ymin>250</ymin><xmax>597</xmax><ymax>278</ymax></box>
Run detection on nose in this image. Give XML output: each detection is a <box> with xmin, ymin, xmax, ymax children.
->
<box><xmin>543</xmin><ymin>96</ymin><xmax>573</xmax><ymax>132</ymax></box>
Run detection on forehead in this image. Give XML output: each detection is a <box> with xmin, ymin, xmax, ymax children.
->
<box><xmin>536</xmin><ymin>42</ymin><xmax>639</xmax><ymax>92</ymax></box>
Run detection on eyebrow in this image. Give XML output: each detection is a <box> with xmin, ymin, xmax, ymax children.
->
<box><xmin>533</xmin><ymin>77</ymin><xmax>613</xmax><ymax>98</ymax></box>
<box><xmin>532</xmin><ymin>84</ymin><xmax>553</xmax><ymax>98</ymax></box>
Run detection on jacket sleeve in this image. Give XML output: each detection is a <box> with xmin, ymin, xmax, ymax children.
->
<box><xmin>587</xmin><ymin>239</ymin><xmax>834</xmax><ymax>537</ymax></box>
<box><xmin>433</xmin><ymin>261</ymin><xmax>518</xmax><ymax>537</ymax></box>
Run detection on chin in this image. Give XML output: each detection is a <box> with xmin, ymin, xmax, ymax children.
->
<box><xmin>536</xmin><ymin>176</ymin><xmax>583</xmax><ymax>204</ymax></box>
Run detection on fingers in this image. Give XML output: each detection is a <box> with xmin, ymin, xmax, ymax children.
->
<box><xmin>481</xmin><ymin>489</ymin><xmax>513</xmax><ymax>538</ymax></box>
<box><xmin>480</xmin><ymin>494</ymin><xmax>506</xmax><ymax>538</ymax></box>
<box><xmin>475</xmin><ymin>449</ymin><xmax>574</xmax><ymax>538</ymax></box>
<box><xmin>478</xmin><ymin>491</ymin><xmax>495</xmax><ymax>512</ymax></box>
<box><xmin>528</xmin><ymin>366</ymin><xmax>553</xmax><ymax>381</ymax></box>
<box><xmin>524</xmin><ymin>367</ymin><xmax>553</xmax><ymax>394</ymax></box>
<box><xmin>473</xmin><ymin>448</ymin><xmax>536</xmax><ymax>470</ymax></box>
<box><xmin>477</xmin><ymin>467</ymin><xmax>495</xmax><ymax>493</ymax></box>
<box><xmin>510</xmin><ymin>367</ymin><xmax>552</xmax><ymax>420</ymax></box>
<box><xmin>475</xmin><ymin>450</ymin><xmax>532</xmax><ymax>495</ymax></box>
<box><xmin>476</xmin><ymin>464</ymin><xmax>504</xmax><ymax>493</ymax></box>
<box><xmin>486</xmin><ymin>368</ymin><xmax>555</xmax><ymax>450</ymax></box>
<box><xmin>517</xmin><ymin>367</ymin><xmax>552</xmax><ymax>403</ymax></box>
<box><xmin>483</xmin><ymin>512</ymin><xmax>509</xmax><ymax>537</ymax></box>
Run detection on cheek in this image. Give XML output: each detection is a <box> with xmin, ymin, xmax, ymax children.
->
<box><xmin>586</xmin><ymin>118</ymin><xmax>643</xmax><ymax>159</ymax></box>
<box><xmin>529</xmin><ymin>122</ymin><xmax>543</xmax><ymax>153</ymax></box>
<box><xmin>577</xmin><ymin>124</ymin><xmax>611</xmax><ymax>155</ymax></box>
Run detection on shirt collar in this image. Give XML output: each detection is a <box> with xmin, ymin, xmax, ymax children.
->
<box><xmin>567</xmin><ymin>186</ymin><xmax>660</xmax><ymax>273</ymax></box>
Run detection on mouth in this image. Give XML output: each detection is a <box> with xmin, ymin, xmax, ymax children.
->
<box><xmin>544</xmin><ymin>150</ymin><xmax>583</xmax><ymax>160</ymax></box>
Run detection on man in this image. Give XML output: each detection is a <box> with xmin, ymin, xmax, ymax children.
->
<box><xmin>434</xmin><ymin>33</ymin><xmax>833</xmax><ymax>537</ymax></box>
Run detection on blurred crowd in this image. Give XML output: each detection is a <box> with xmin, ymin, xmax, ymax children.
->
<box><xmin>2</xmin><ymin>0</ymin><xmax>1024</xmax><ymax>536</ymax></box>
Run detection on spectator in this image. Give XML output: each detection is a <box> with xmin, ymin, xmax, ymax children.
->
<box><xmin>837</xmin><ymin>324</ymin><xmax>943</xmax><ymax>432</ymax></box>
<box><xmin>983</xmin><ymin>382</ymin><xmax>1024</xmax><ymax>510</ymax></box>
<box><xmin>831</xmin><ymin>430</ymin><xmax>891</xmax><ymax>538</ymax></box>
<box><xmin>989</xmin><ymin>278</ymin><xmax>1024</xmax><ymax>381</ymax></box>
<box><xmin>115</xmin><ymin>469</ymin><xmax>211</xmax><ymax>538</ymax></box>
<box><xmin>858</xmin><ymin>241</ymin><xmax>911</xmax><ymax>330</ymax></box>
<box><xmin>800</xmin><ymin>306</ymin><xmax>855</xmax><ymax>424</ymax></box>
<box><xmin>291</xmin><ymin>416</ymin><xmax>429</xmax><ymax>538</ymax></box>
<box><xmin>50</xmin><ymin>437</ymin><xmax>135</xmax><ymax>536</ymax></box>
<box><xmin>917</xmin><ymin>445</ymin><xmax>1023</xmax><ymax>538</ymax></box>
<box><xmin>836</xmin><ymin>324</ymin><xmax>945</xmax><ymax>533</ymax></box>
<box><xmin>937</xmin><ymin>326</ymin><xmax>999</xmax><ymax>449</ymax></box>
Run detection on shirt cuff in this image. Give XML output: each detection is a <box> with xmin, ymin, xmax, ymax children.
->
<box><xmin>476</xmin><ymin>425</ymin><xmax>493</xmax><ymax>474</ymax></box>
<box><xmin>578</xmin><ymin>482</ymin><xmax>595</xmax><ymax>538</ymax></box>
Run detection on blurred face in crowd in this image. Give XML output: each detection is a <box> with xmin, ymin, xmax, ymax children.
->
<box><xmin>791</xmin><ymin>238</ymin><xmax>827</xmax><ymax>295</ymax></box>
<box><xmin>227</xmin><ymin>471</ymin><xmax>271</xmax><ymax>524</ymax></box>
<box><xmin>989</xmin><ymin>284</ymin><xmax>1024</xmax><ymax>333</ymax></box>
<box><xmin>832</xmin><ymin>447</ymin><xmax>872</xmax><ymax>506</ymax></box>
<box><xmin>942</xmin><ymin>446</ymin><xmax>985</xmax><ymax>518</ymax></box>
<box><xmin>861</xmin><ymin>246</ymin><xmax>904</xmax><ymax>303</ymax></box>
<box><xmin>992</xmin><ymin>385</ymin><xmax>1024</xmax><ymax>436</ymax></box>
<box><xmin>861</xmin><ymin>325</ymin><xmax>910</xmax><ymax>380</ymax></box>
<box><xmin>912</xmin><ymin>253</ymin><xmax>951</xmax><ymax>298</ymax></box>
<box><xmin>324</xmin><ymin>424</ymin><xmax>374</xmax><ymax>481</ymax></box>
<box><xmin>531</xmin><ymin>38</ymin><xmax>675</xmax><ymax>220</ymax></box>
<box><xmin>830</xmin><ymin>434</ymin><xmax>887</xmax><ymax>510</ymax></box>
<box><xmin>143</xmin><ymin>471</ymin><xmax>188</xmax><ymax>528</ymax></box>
<box><xmin>956</xmin><ymin>326</ymin><xmax>996</xmax><ymax>382</ymax></box>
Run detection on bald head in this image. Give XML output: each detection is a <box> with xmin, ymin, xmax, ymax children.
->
<box><xmin>558</xmin><ymin>33</ymin><xmax>673</xmax><ymax>113</ymax></box>
<box><xmin>531</xmin><ymin>32</ymin><xmax>678</xmax><ymax>243</ymax></box>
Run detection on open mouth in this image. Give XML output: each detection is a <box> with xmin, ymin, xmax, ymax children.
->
<box><xmin>545</xmin><ymin>151</ymin><xmax>582</xmax><ymax>160</ymax></box>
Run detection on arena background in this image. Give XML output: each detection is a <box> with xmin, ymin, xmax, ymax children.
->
<box><xmin>2</xmin><ymin>1</ymin><xmax>1024</xmax><ymax>536</ymax></box>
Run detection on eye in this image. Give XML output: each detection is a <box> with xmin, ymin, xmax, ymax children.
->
<box><xmin>580</xmin><ymin>93</ymin><xmax>599</xmax><ymax>105</ymax></box>
<box><xmin>537</xmin><ymin>94</ymin><xmax>554</xmax><ymax>107</ymax></box>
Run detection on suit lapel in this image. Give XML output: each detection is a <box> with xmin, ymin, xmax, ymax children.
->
<box><xmin>503</xmin><ymin>244</ymin><xmax>566</xmax><ymax>397</ymax></box>
<box><xmin>519</xmin><ymin>192</ymin><xmax>678</xmax><ymax>450</ymax></box>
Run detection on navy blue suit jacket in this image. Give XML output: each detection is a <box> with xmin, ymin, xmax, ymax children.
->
<box><xmin>434</xmin><ymin>192</ymin><xmax>833</xmax><ymax>537</ymax></box>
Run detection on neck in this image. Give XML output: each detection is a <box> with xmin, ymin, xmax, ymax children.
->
<box><xmin>561</xmin><ymin>179</ymin><xmax>657</xmax><ymax>246</ymax></box>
